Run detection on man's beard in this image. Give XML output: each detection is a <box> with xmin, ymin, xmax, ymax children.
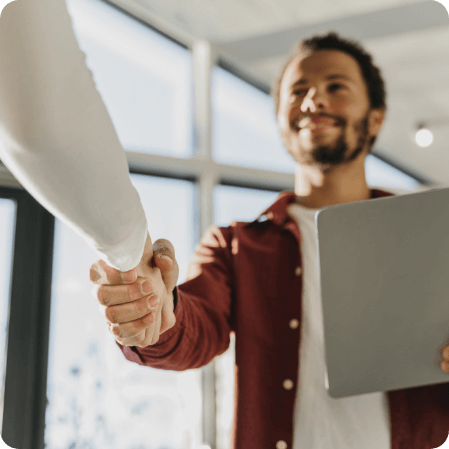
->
<box><xmin>291</xmin><ymin>113</ymin><xmax>370</xmax><ymax>172</ymax></box>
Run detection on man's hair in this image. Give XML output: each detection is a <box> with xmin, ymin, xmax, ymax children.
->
<box><xmin>272</xmin><ymin>32</ymin><xmax>387</xmax><ymax>116</ymax></box>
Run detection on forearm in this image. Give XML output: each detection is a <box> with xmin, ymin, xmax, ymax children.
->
<box><xmin>0</xmin><ymin>0</ymin><xmax>146</xmax><ymax>271</ymax></box>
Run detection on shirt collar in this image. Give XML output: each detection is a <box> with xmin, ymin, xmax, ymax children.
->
<box><xmin>249</xmin><ymin>188</ymin><xmax>395</xmax><ymax>227</ymax></box>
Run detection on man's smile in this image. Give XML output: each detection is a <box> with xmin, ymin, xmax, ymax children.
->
<box><xmin>300</xmin><ymin>123</ymin><xmax>340</xmax><ymax>134</ymax></box>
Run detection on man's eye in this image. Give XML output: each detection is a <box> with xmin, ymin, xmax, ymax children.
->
<box><xmin>329</xmin><ymin>83</ymin><xmax>344</xmax><ymax>92</ymax></box>
<box><xmin>292</xmin><ymin>89</ymin><xmax>307</xmax><ymax>96</ymax></box>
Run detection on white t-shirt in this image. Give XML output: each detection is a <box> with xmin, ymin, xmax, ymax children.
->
<box><xmin>287</xmin><ymin>203</ymin><xmax>391</xmax><ymax>449</ymax></box>
<box><xmin>0</xmin><ymin>0</ymin><xmax>147</xmax><ymax>271</ymax></box>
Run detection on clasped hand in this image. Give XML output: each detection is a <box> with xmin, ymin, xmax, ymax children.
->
<box><xmin>89</xmin><ymin>233</ymin><xmax>179</xmax><ymax>348</ymax></box>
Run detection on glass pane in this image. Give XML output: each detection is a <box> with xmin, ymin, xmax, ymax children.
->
<box><xmin>214</xmin><ymin>185</ymin><xmax>280</xmax><ymax>227</ymax></box>
<box><xmin>66</xmin><ymin>0</ymin><xmax>193</xmax><ymax>157</ymax></box>
<box><xmin>45</xmin><ymin>176</ymin><xmax>202</xmax><ymax>449</ymax></box>
<box><xmin>212</xmin><ymin>67</ymin><xmax>295</xmax><ymax>173</ymax></box>
<box><xmin>366</xmin><ymin>154</ymin><xmax>422</xmax><ymax>191</ymax></box>
<box><xmin>0</xmin><ymin>199</ymin><xmax>16</xmax><ymax>428</ymax></box>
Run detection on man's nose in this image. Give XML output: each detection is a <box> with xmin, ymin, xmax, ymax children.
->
<box><xmin>300</xmin><ymin>88</ymin><xmax>328</xmax><ymax>113</ymax></box>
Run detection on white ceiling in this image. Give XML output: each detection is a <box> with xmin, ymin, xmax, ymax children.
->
<box><xmin>109</xmin><ymin>0</ymin><xmax>449</xmax><ymax>185</ymax></box>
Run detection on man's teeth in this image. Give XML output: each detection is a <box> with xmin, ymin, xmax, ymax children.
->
<box><xmin>297</xmin><ymin>122</ymin><xmax>335</xmax><ymax>130</ymax></box>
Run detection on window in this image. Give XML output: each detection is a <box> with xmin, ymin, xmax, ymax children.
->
<box><xmin>211</xmin><ymin>67</ymin><xmax>294</xmax><ymax>173</ymax></box>
<box><xmin>66</xmin><ymin>0</ymin><xmax>193</xmax><ymax>157</ymax></box>
<box><xmin>0</xmin><ymin>199</ymin><xmax>16</xmax><ymax>428</ymax></box>
<box><xmin>45</xmin><ymin>175</ymin><xmax>201</xmax><ymax>449</ymax></box>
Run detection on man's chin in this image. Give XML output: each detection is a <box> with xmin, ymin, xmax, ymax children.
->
<box><xmin>289</xmin><ymin>146</ymin><xmax>346</xmax><ymax>168</ymax></box>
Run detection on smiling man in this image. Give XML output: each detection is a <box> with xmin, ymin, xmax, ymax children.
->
<box><xmin>90</xmin><ymin>32</ymin><xmax>449</xmax><ymax>449</ymax></box>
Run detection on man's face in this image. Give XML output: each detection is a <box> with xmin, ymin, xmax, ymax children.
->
<box><xmin>277</xmin><ymin>49</ymin><xmax>384</xmax><ymax>172</ymax></box>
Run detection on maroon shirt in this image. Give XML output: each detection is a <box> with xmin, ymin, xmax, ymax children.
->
<box><xmin>118</xmin><ymin>190</ymin><xmax>449</xmax><ymax>449</ymax></box>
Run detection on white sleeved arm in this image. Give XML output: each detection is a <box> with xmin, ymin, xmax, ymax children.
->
<box><xmin>0</xmin><ymin>0</ymin><xmax>148</xmax><ymax>271</ymax></box>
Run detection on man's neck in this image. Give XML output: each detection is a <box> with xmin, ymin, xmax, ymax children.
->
<box><xmin>293</xmin><ymin>160</ymin><xmax>371</xmax><ymax>209</ymax></box>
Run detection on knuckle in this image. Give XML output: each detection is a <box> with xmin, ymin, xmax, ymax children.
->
<box><xmin>116</xmin><ymin>337</ymin><xmax>127</xmax><ymax>346</ymax></box>
<box><xmin>105</xmin><ymin>307</ymin><xmax>117</xmax><ymax>324</ymax></box>
<box><xmin>110</xmin><ymin>323</ymin><xmax>122</xmax><ymax>338</ymax></box>
<box><xmin>97</xmin><ymin>287</ymin><xmax>108</xmax><ymax>306</ymax></box>
<box><xmin>132</xmin><ymin>320</ymin><xmax>145</xmax><ymax>334</ymax></box>
<box><xmin>138</xmin><ymin>298</ymin><xmax>150</xmax><ymax>314</ymax></box>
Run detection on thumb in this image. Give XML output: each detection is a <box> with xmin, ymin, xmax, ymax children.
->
<box><xmin>153</xmin><ymin>238</ymin><xmax>179</xmax><ymax>293</ymax></box>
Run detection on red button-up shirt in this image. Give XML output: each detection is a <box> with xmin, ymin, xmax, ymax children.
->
<box><xmin>118</xmin><ymin>190</ymin><xmax>449</xmax><ymax>449</ymax></box>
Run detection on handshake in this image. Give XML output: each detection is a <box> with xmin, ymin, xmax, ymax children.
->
<box><xmin>89</xmin><ymin>233</ymin><xmax>178</xmax><ymax>348</ymax></box>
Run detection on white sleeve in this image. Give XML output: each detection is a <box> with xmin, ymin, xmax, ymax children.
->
<box><xmin>0</xmin><ymin>0</ymin><xmax>148</xmax><ymax>272</ymax></box>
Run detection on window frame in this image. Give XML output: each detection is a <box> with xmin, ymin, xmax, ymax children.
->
<box><xmin>0</xmin><ymin>174</ymin><xmax>55</xmax><ymax>449</ymax></box>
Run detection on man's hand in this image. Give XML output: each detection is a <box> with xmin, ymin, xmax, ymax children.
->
<box><xmin>89</xmin><ymin>233</ymin><xmax>179</xmax><ymax>347</ymax></box>
<box><xmin>441</xmin><ymin>345</ymin><xmax>449</xmax><ymax>373</ymax></box>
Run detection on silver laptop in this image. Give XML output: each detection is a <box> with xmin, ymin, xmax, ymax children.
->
<box><xmin>316</xmin><ymin>187</ymin><xmax>449</xmax><ymax>398</ymax></box>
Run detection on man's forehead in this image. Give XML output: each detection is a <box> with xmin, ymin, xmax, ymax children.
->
<box><xmin>284</xmin><ymin>49</ymin><xmax>362</xmax><ymax>84</ymax></box>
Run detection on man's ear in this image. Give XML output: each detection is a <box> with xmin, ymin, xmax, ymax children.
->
<box><xmin>368</xmin><ymin>108</ymin><xmax>385</xmax><ymax>137</ymax></box>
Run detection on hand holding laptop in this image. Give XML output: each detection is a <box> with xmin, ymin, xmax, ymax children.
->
<box><xmin>317</xmin><ymin>187</ymin><xmax>449</xmax><ymax>397</ymax></box>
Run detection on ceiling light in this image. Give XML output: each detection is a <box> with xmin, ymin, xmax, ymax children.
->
<box><xmin>415</xmin><ymin>123</ymin><xmax>434</xmax><ymax>148</ymax></box>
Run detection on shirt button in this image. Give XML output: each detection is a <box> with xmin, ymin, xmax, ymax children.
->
<box><xmin>289</xmin><ymin>318</ymin><xmax>299</xmax><ymax>329</ymax></box>
<box><xmin>295</xmin><ymin>266</ymin><xmax>302</xmax><ymax>276</ymax></box>
<box><xmin>283</xmin><ymin>379</ymin><xmax>294</xmax><ymax>390</ymax></box>
<box><xmin>276</xmin><ymin>441</ymin><xmax>287</xmax><ymax>449</ymax></box>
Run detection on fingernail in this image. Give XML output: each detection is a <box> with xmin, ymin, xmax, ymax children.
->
<box><xmin>159</xmin><ymin>254</ymin><xmax>173</xmax><ymax>263</ymax></box>
<box><xmin>147</xmin><ymin>296</ymin><xmax>160</xmax><ymax>309</ymax></box>
<box><xmin>141</xmin><ymin>280</ymin><xmax>153</xmax><ymax>294</ymax></box>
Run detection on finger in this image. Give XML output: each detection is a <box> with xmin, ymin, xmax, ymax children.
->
<box><xmin>109</xmin><ymin>311</ymin><xmax>156</xmax><ymax>340</ymax></box>
<box><xmin>150</xmin><ymin>304</ymin><xmax>162</xmax><ymax>345</ymax></box>
<box><xmin>153</xmin><ymin>239</ymin><xmax>179</xmax><ymax>293</ymax></box>
<box><xmin>94</xmin><ymin>277</ymin><xmax>157</xmax><ymax>306</ymax></box>
<box><xmin>153</xmin><ymin>239</ymin><xmax>176</xmax><ymax>270</ymax></box>
<box><xmin>90</xmin><ymin>259</ymin><xmax>137</xmax><ymax>285</ymax></box>
<box><xmin>104</xmin><ymin>295</ymin><xmax>160</xmax><ymax>324</ymax></box>
<box><xmin>113</xmin><ymin>301</ymin><xmax>162</xmax><ymax>347</ymax></box>
<box><xmin>116</xmin><ymin>329</ymin><xmax>146</xmax><ymax>347</ymax></box>
<box><xmin>139</xmin><ymin>303</ymin><xmax>159</xmax><ymax>346</ymax></box>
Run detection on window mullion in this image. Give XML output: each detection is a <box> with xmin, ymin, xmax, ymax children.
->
<box><xmin>193</xmin><ymin>39</ymin><xmax>219</xmax><ymax>449</ymax></box>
